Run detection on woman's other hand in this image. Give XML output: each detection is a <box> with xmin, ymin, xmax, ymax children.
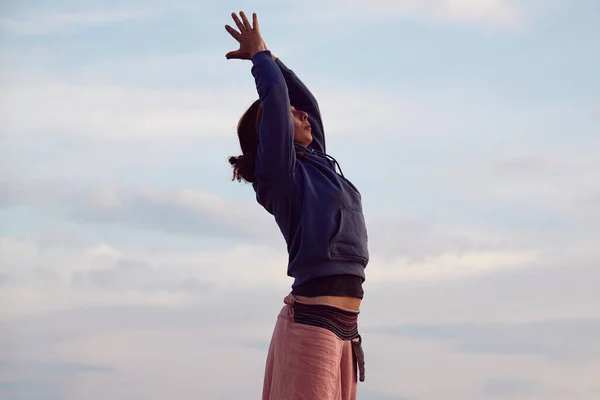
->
<box><xmin>225</xmin><ymin>11</ymin><xmax>268</xmax><ymax>60</ymax></box>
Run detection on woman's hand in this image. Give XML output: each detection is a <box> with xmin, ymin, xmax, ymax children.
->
<box><xmin>225</xmin><ymin>12</ymin><xmax>268</xmax><ymax>60</ymax></box>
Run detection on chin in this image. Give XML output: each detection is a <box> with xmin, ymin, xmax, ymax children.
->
<box><xmin>294</xmin><ymin>133</ymin><xmax>312</xmax><ymax>147</ymax></box>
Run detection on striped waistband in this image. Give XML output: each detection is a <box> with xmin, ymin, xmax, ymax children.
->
<box><xmin>292</xmin><ymin>302</ymin><xmax>360</xmax><ymax>341</ymax></box>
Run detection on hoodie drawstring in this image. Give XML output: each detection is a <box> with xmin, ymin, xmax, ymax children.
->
<box><xmin>296</xmin><ymin>145</ymin><xmax>346</xmax><ymax>178</ymax></box>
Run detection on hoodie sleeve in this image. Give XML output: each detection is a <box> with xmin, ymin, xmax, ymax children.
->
<box><xmin>275</xmin><ymin>57</ymin><xmax>326</xmax><ymax>154</ymax></box>
<box><xmin>251</xmin><ymin>51</ymin><xmax>296</xmax><ymax>181</ymax></box>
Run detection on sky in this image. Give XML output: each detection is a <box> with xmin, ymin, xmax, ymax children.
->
<box><xmin>0</xmin><ymin>0</ymin><xmax>599</xmax><ymax>399</ymax></box>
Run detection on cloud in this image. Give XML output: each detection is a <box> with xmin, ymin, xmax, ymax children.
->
<box><xmin>364</xmin><ymin>319</ymin><xmax>600</xmax><ymax>364</ymax></box>
<box><xmin>0</xmin><ymin>179</ymin><xmax>281</xmax><ymax>245</ymax></box>
<box><xmin>0</xmin><ymin>235</ymin><xmax>290</xmax><ymax>316</ymax></box>
<box><xmin>70</xmin><ymin>259</ymin><xmax>215</xmax><ymax>294</ymax></box>
<box><xmin>368</xmin><ymin>250</ymin><xmax>537</xmax><ymax>283</ymax></box>
<box><xmin>0</xmin><ymin>381</ymin><xmax>57</xmax><ymax>391</ymax></box>
<box><xmin>359</xmin><ymin>390</ymin><xmax>415</xmax><ymax>400</ymax></box>
<box><xmin>0</xmin><ymin>83</ymin><xmax>250</xmax><ymax>139</ymax></box>
<box><xmin>5</xmin><ymin>361</ymin><xmax>114</xmax><ymax>374</ymax></box>
<box><xmin>364</xmin><ymin>216</ymin><xmax>516</xmax><ymax>263</ymax></box>
<box><xmin>361</xmin><ymin>259</ymin><xmax>600</xmax><ymax>327</ymax></box>
<box><xmin>450</xmin><ymin>151</ymin><xmax>600</xmax><ymax>221</ymax></box>
<box><xmin>483</xmin><ymin>378</ymin><xmax>539</xmax><ymax>397</ymax></box>
<box><xmin>0</xmin><ymin>361</ymin><xmax>112</xmax><ymax>400</ymax></box>
<box><xmin>0</xmin><ymin>380</ymin><xmax>60</xmax><ymax>399</ymax></box>
<box><xmin>338</xmin><ymin>0</ymin><xmax>523</xmax><ymax>26</ymax></box>
<box><xmin>0</xmin><ymin>6</ymin><xmax>166</xmax><ymax>36</ymax></box>
<box><xmin>359</xmin><ymin>391</ymin><xmax>414</xmax><ymax>400</ymax></box>
<box><xmin>482</xmin><ymin>378</ymin><xmax>568</xmax><ymax>398</ymax></box>
<box><xmin>582</xmin><ymin>194</ymin><xmax>600</xmax><ymax>217</ymax></box>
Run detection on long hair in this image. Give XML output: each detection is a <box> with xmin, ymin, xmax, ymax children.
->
<box><xmin>228</xmin><ymin>99</ymin><xmax>262</xmax><ymax>183</ymax></box>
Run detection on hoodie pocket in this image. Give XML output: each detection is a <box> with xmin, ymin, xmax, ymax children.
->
<box><xmin>329</xmin><ymin>208</ymin><xmax>369</xmax><ymax>263</ymax></box>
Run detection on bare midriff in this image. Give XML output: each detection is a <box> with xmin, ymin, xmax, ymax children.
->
<box><xmin>294</xmin><ymin>295</ymin><xmax>361</xmax><ymax>312</ymax></box>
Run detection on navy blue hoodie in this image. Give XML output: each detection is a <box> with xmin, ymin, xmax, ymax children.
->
<box><xmin>250</xmin><ymin>51</ymin><xmax>369</xmax><ymax>288</ymax></box>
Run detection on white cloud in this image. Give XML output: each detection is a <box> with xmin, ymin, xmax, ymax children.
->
<box><xmin>367</xmin><ymin>250</ymin><xmax>538</xmax><ymax>283</ymax></box>
<box><xmin>340</xmin><ymin>0</ymin><xmax>524</xmax><ymax>26</ymax></box>
<box><xmin>0</xmin><ymin>83</ymin><xmax>250</xmax><ymax>138</ymax></box>
<box><xmin>0</xmin><ymin>235</ymin><xmax>288</xmax><ymax>317</ymax></box>
<box><xmin>449</xmin><ymin>149</ymin><xmax>600</xmax><ymax>220</ymax></box>
<box><xmin>0</xmin><ymin>5</ymin><xmax>171</xmax><ymax>36</ymax></box>
<box><xmin>0</xmin><ymin>178</ymin><xmax>280</xmax><ymax>244</ymax></box>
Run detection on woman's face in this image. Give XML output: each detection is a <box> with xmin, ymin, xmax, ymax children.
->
<box><xmin>291</xmin><ymin>106</ymin><xmax>312</xmax><ymax>147</ymax></box>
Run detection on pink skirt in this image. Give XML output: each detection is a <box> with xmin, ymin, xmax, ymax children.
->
<box><xmin>262</xmin><ymin>293</ymin><xmax>365</xmax><ymax>400</ymax></box>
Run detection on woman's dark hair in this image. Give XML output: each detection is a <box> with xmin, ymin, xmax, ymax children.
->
<box><xmin>229</xmin><ymin>99</ymin><xmax>263</xmax><ymax>183</ymax></box>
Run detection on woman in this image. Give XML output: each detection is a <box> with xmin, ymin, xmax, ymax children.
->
<box><xmin>225</xmin><ymin>11</ymin><xmax>369</xmax><ymax>400</ymax></box>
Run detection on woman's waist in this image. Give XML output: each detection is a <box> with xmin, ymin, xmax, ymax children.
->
<box><xmin>294</xmin><ymin>295</ymin><xmax>362</xmax><ymax>312</ymax></box>
<box><xmin>293</xmin><ymin>295</ymin><xmax>361</xmax><ymax>312</ymax></box>
<box><xmin>285</xmin><ymin>293</ymin><xmax>361</xmax><ymax>340</ymax></box>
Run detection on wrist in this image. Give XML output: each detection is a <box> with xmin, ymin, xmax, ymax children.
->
<box><xmin>250</xmin><ymin>44</ymin><xmax>268</xmax><ymax>59</ymax></box>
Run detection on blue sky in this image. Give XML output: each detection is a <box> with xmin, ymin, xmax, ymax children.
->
<box><xmin>1</xmin><ymin>0</ymin><xmax>599</xmax><ymax>399</ymax></box>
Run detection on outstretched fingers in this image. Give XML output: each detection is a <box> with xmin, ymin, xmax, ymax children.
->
<box><xmin>225</xmin><ymin>11</ymin><xmax>259</xmax><ymax>40</ymax></box>
<box><xmin>224</xmin><ymin>24</ymin><xmax>241</xmax><ymax>41</ymax></box>
<box><xmin>231</xmin><ymin>12</ymin><xmax>246</xmax><ymax>33</ymax></box>
<box><xmin>239</xmin><ymin>11</ymin><xmax>253</xmax><ymax>31</ymax></box>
